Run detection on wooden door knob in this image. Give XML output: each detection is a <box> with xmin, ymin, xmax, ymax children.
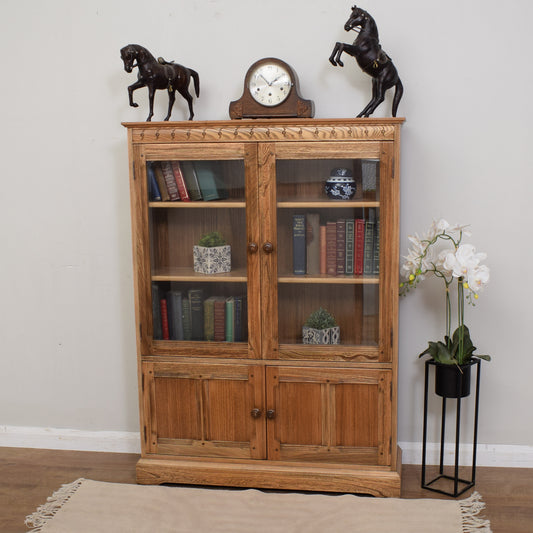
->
<box><xmin>247</xmin><ymin>242</ymin><xmax>258</xmax><ymax>253</ymax></box>
<box><xmin>250</xmin><ymin>408</ymin><xmax>262</xmax><ymax>419</ymax></box>
<box><xmin>266</xmin><ymin>409</ymin><xmax>276</xmax><ymax>419</ymax></box>
<box><xmin>262</xmin><ymin>242</ymin><xmax>274</xmax><ymax>254</ymax></box>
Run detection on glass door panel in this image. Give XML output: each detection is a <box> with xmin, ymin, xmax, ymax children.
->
<box><xmin>146</xmin><ymin>158</ymin><xmax>248</xmax><ymax>344</ymax></box>
<box><xmin>276</xmin><ymin>157</ymin><xmax>381</xmax><ymax>350</ymax></box>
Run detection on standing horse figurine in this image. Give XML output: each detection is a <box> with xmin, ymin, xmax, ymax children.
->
<box><xmin>120</xmin><ymin>44</ymin><xmax>200</xmax><ymax>121</ymax></box>
<box><xmin>329</xmin><ymin>6</ymin><xmax>403</xmax><ymax>117</ymax></box>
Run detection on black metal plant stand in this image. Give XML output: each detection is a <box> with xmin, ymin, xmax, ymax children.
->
<box><xmin>421</xmin><ymin>359</ymin><xmax>481</xmax><ymax>497</ymax></box>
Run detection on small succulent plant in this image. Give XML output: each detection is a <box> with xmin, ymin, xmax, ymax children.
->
<box><xmin>197</xmin><ymin>231</ymin><xmax>227</xmax><ymax>247</ymax></box>
<box><xmin>304</xmin><ymin>307</ymin><xmax>337</xmax><ymax>329</ymax></box>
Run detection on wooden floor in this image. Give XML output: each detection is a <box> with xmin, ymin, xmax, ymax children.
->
<box><xmin>1</xmin><ymin>447</ymin><xmax>531</xmax><ymax>532</ymax></box>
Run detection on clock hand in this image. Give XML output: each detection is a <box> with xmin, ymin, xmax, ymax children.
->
<box><xmin>259</xmin><ymin>74</ymin><xmax>272</xmax><ymax>86</ymax></box>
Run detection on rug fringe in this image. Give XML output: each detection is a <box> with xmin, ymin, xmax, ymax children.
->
<box><xmin>25</xmin><ymin>478</ymin><xmax>84</xmax><ymax>532</ymax></box>
<box><xmin>459</xmin><ymin>491</ymin><xmax>492</xmax><ymax>532</ymax></box>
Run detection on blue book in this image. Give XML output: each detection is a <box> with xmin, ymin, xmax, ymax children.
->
<box><xmin>292</xmin><ymin>214</ymin><xmax>306</xmax><ymax>275</ymax></box>
<box><xmin>147</xmin><ymin>162</ymin><xmax>161</xmax><ymax>201</ymax></box>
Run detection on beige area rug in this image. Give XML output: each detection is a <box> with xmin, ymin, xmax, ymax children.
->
<box><xmin>26</xmin><ymin>478</ymin><xmax>491</xmax><ymax>533</ymax></box>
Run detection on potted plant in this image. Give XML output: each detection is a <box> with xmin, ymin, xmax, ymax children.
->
<box><xmin>302</xmin><ymin>307</ymin><xmax>340</xmax><ymax>345</ymax></box>
<box><xmin>193</xmin><ymin>231</ymin><xmax>231</xmax><ymax>274</ymax></box>
<box><xmin>400</xmin><ymin>219</ymin><xmax>491</xmax><ymax>398</ymax></box>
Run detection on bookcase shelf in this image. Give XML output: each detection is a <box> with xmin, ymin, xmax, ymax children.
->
<box><xmin>124</xmin><ymin>118</ymin><xmax>403</xmax><ymax>497</ymax></box>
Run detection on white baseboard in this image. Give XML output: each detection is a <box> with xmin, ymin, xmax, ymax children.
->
<box><xmin>0</xmin><ymin>425</ymin><xmax>141</xmax><ymax>454</ymax></box>
<box><xmin>399</xmin><ymin>441</ymin><xmax>533</xmax><ymax>468</ymax></box>
<box><xmin>1</xmin><ymin>427</ymin><xmax>532</xmax><ymax>467</ymax></box>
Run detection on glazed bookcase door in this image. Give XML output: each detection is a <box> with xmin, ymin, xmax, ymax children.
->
<box><xmin>131</xmin><ymin>143</ymin><xmax>261</xmax><ymax>358</ymax></box>
<box><xmin>261</xmin><ymin>141</ymin><xmax>397</xmax><ymax>363</ymax></box>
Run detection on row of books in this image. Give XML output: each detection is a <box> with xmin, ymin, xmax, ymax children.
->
<box><xmin>147</xmin><ymin>160</ymin><xmax>228</xmax><ymax>202</ymax></box>
<box><xmin>292</xmin><ymin>211</ymin><xmax>380</xmax><ymax>276</ymax></box>
<box><xmin>152</xmin><ymin>284</ymin><xmax>247</xmax><ymax>342</ymax></box>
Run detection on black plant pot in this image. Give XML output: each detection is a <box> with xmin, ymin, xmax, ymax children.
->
<box><xmin>435</xmin><ymin>362</ymin><xmax>473</xmax><ymax>398</ymax></box>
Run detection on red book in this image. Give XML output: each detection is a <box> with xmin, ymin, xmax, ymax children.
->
<box><xmin>160</xmin><ymin>161</ymin><xmax>181</xmax><ymax>201</ymax></box>
<box><xmin>336</xmin><ymin>219</ymin><xmax>346</xmax><ymax>276</ymax></box>
<box><xmin>160</xmin><ymin>299</ymin><xmax>170</xmax><ymax>340</ymax></box>
<box><xmin>171</xmin><ymin>161</ymin><xmax>191</xmax><ymax>201</ymax></box>
<box><xmin>355</xmin><ymin>218</ymin><xmax>366</xmax><ymax>275</ymax></box>
<box><xmin>214</xmin><ymin>297</ymin><xmax>226</xmax><ymax>342</ymax></box>
<box><xmin>326</xmin><ymin>222</ymin><xmax>337</xmax><ymax>276</ymax></box>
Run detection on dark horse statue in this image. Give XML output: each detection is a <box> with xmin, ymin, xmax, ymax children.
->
<box><xmin>329</xmin><ymin>6</ymin><xmax>403</xmax><ymax>117</ymax></box>
<box><xmin>120</xmin><ymin>44</ymin><xmax>200</xmax><ymax>121</ymax></box>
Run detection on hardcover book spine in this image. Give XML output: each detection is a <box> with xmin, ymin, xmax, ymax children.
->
<box><xmin>203</xmin><ymin>296</ymin><xmax>215</xmax><ymax>341</ymax></box>
<box><xmin>336</xmin><ymin>219</ymin><xmax>346</xmax><ymax>276</ymax></box>
<box><xmin>170</xmin><ymin>161</ymin><xmax>191</xmax><ymax>201</ymax></box>
<box><xmin>195</xmin><ymin>162</ymin><xmax>221</xmax><ymax>201</ymax></box>
<box><xmin>292</xmin><ymin>214</ymin><xmax>307</xmax><ymax>275</ymax></box>
<box><xmin>214</xmin><ymin>297</ymin><xmax>226</xmax><ymax>342</ymax></box>
<box><xmin>182</xmin><ymin>299</ymin><xmax>192</xmax><ymax>340</ymax></box>
<box><xmin>160</xmin><ymin>161</ymin><xmax>181</xmax><ymax>201</ymax></box>
<box><xmin>225</xmin><ymin>296</ymin><xmax>235</xmax><ymax>342</ymax></box>
<box><xmin>345</xmin><ymin>218</ymin><xmax>355</xmax><ymax>275</ymax></box>
<box><xmin>147</xmin><ymin>162</ymin><xmax>161</xmax><ymax>201</ymax></box>
<box><xmin>234</xmin><ymin>296</ymin><xmax>243</xmax><ymax>342</ymax></box>
<box><xmin>153</xmin><ymin>162</ymin><xmax>170</xmax><ymax>201</ymax></box>
<box><xmin>160</xmin><ymin>299</ymin><xmax>170</xmax><ymax>340</ymax></box>
<box><xmin>373</xmin><ymin>219</ymin><xmax>380</xmax><ymax>275</ymax></box>
<box><xmin>326</xmin><ymin>221</ymin><xmax>337</xmax><ymax>276</ymax></box>
<box><xmin>180</xmin><ymin>161</ymin><xmax>203</xmax><ymax>201</ymax></box>
<box><xmin>363</xmin><ymin>220</ymin><xmax>375</xmax><ymax>276</ymax></box>
<box><xmin>355</xmin><ymin>218</ymin><xmax>366</xmax><ymax>276</ymax></box>
<box><xmin>319</xmin><ymin>224</ymin><xmax>327</xmax><ymax>275</ymax></box>
<box><xmin>166</xmin><ymin>290</ymin><xmax>183</xmax><ymax>340</ymax></box>
<box><xmin>151</xmin><ymin>283</ymin><xmax>162</xmax><ymax>340</ymax></box>
<box><xmin>188</xmin><ymin>289</ymin><xmax>204</xmax><ymax>340</ymax></box>
<box><xmin>306</xmin><ymin>213</ymin><xmax>320</xmax><ymax>275</ymax></box>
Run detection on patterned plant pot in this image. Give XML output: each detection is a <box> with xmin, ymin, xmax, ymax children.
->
<box><xmin>302</xmin><ymin>326</ymin><xmax>340</xmax><ymax>345</ymax></box>
<box><xmin>193</xmin><ymin>245</ymin><xmax>231</xmax><ymax>274</ymax></box>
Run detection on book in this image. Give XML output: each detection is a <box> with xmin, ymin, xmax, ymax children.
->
<box><xmin>188</xmin><ymin>288</ymin><xmax>204</xmax><ymax>340</ymax></box>
<box><xmin>160</xmin><ymin>298</ymin><xmax>170</xmax><ymax>340</ymax></box>
<box><xmin>234</xmin><ymin>295</ymin><xmax>243</xmax><ymax>342</ymax></box>
<box><xmin>373</xmin><ymin>219</ymin><xmax>380</xmax><ymax>275</ymax></box>
<box><xmin>160</xmin><ymin>161</ymin><xmax>181</xmax><ymax>201</ymax></box>
<box><xmin>355</xmin><ymin>218</ymin><xmax>366</xmax><ymax>276</ymax></box>
<box><xmin>336</xmin><ymin>219</ymin><xmax>346</xmax><ymax>275</ymax></box>
<box><xmin>292</xmin><ymin>214</ymin><xmax>306</xmax><ymax>275</ymax></box>
<box><xmin>213</xmin><ymin>297</ymin><xmax>226</xmax><ymax>341</ymax></box>
<box><xmin>326</xmin><ymin>221</ymin><xmax>337</xmax><ymax>276</ymax></box>
<box><xmin>203</xmin><ymin>296</ymin><xmax>216</xmax><ymax>341</ymax></box>
<box><xmin>225</xmin><ymin>296</ymin><xmax>235</xmax><ymax>342</ymax></box>
<box><xmin>182</xmin><ymin>298</ymin><xmax>192</xmax><ymax>340</ymax></box>
<box><xmin>152</xmin><ymin>162</ymin><xmax>170</xmax><ymax>201</ymax></box>
<box><xmin>319</xmin><ymin>224</ymin><xmax>327</xmax><ymax>274</ymax></box>
<box><xmin>147</xmin><ymin>162</ymin><xmax>161</xmax><ymax>201</ymax></box>
<box><xmin>345</xmin><ymin>218</ymin><xmax>355</xmax><ymax>275</ymax></box>
<box><xmin>180</xmin><ymin>161</ymin><xmax>203</xmax><ymax>201</ymax></box>
<box><xmin>151</xmin><ymin>283</ymin><xmax>162</xmax><ymax>340</ymax></box>
<box><xmin>194</xmin><ymin>161</ymin><xmax>227</xmax><ymax>201</ymax></box>
<box><xmin>363</xmin><ymin>218</ymin><xmax>375</xmax><ymax>276</ymax></box>
<box><xmin>170</xmin><ymin>161</ymin><xmax>191</xmax><ymax>202</ymax></box>
<box><xmin>306</xmin><ymin>213</ymin><xmax>320</xmax><ymax>275</ymax></box>
<box><xmin>166</xmin><ymin>290</ymin><xmax>184</xmax><ymax>340</ymax></box>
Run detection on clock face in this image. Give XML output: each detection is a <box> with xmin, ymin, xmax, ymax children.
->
<box><xmin>248</xmin><ymin>63</ymin><xmax>293</xmax><ymax>107</ymax></box>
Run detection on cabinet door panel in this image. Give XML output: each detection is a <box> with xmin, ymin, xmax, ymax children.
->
<box><xmin>266</xmin><ymin>367</ymin><xmax>392</xmax><ymax>466</ymax></box>
<box><xmin>143</xmin><ymin>362</ymin><xmax>265</xmax><ymax>459</ymax></box>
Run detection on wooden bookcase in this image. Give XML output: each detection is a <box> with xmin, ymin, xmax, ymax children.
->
<box><xmin>123</xmin><ymin>118</ymin><xmax>404</xmax><ymax>497</ymax></box>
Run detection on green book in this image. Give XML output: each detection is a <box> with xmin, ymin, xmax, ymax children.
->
<box><xmin>203</xmin><ymin>296</ymin><xmax>216</xmax><ymax>341</ymax></box>
<box><xmin>345</xmin><ymin>219</ymin><xmax>355</xmax><ymax>275</ymax></box>
<box><xmin>194</xmin><ymin>162</ymin><xmax>227</xmax><ymax>201</ymax></box>
<box><xmin>225</xmin><ymin>296</ymin><xmax>235</xmax><ymax>342</ymax></box>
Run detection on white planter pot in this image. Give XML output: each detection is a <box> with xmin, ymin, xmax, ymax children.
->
<box><xmin>193</xmin><ymin>245</ymin><xmax>231</xmax><ymax>274</ymax></box>
<box><xmin>302</xmin><ymin>326</ymin><xmax>340</xmax><ymax>345</ymax></box>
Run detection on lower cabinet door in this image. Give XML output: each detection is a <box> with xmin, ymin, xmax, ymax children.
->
<box><xmin>142</xmin><ymin>361</ymin><xmax>266</xmax><ymax>459</ymax></box>
<box><xmin>266</xmin><ymin>366</ymin><xmax>392</xmax><ymax>466</ymax></box>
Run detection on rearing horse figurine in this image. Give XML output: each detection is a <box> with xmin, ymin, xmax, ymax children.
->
<box><xmin>329</xmin><ymin>6</ymin><xmax>403</xmax><ymax>117</ymax></box>
<box><xmin>120</xmin><ymin>44</ymin><xmax>200</xmax><ymax>121</ymax></box>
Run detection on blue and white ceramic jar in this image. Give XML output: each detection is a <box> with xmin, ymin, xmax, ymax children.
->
<box><xmin>325</xmin><ymin>168</ymin><xmax>356</xmax><ymax>200</ymax></box>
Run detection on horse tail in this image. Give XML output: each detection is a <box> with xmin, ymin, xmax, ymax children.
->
<box><xmin>392</xmin><ymin>79</ymin><xmax>403</xmax><ymax>117</ymax></box>
<box><xmin>189</xmin><ymin>68</ymin><xmax>200</xmax><ymax>97</ymax></box>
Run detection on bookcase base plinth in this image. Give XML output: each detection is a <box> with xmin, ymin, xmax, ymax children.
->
<box><xmin>136</xmin><ymin>451</ymin><xmax>402</xmax><ymax>497</ymax></box>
